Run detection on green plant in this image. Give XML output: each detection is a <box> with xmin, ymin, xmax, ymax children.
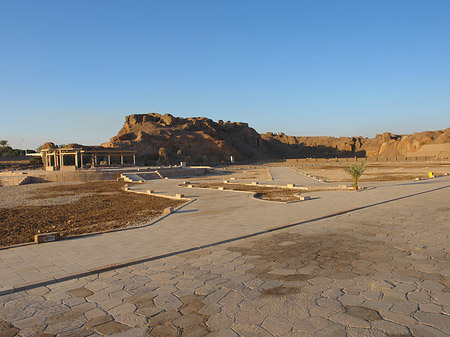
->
<box><xmin>344</xmin><ymin>161</ymin><xmax>366</xmax><ymax>190</ymax></box>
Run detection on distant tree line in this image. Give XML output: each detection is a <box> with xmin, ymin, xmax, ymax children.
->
<box><xmin>0</xmin><ymin>140</ymin><xmax>36</xmax><ymax>157</ymax></box>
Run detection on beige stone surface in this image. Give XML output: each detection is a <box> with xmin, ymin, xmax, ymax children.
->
<box><xmin>0</xmin><ymin>167</ymin><xmax>449</xmax><ymax>336</ymax></box>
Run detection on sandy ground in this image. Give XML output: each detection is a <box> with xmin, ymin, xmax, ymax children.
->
<box><xmin>192</xmin><ymin>166</ymin><xmax>272</xmax><ymax>182</ymax></box>
<box><xmin>284</xmin><ymin>161</ymin><xmax>450</xmax><ymax>182</ymax></box>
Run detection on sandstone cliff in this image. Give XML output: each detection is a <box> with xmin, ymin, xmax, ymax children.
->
<box><xmin>105</xmin><ymin>113</ymin><xmax>450</xmax><ymax>163</ymax></box>
<box><xmin>261</xmin><ymin>128</ymin><xmax>450</xmax><ymax>158</ymax></box>
<box><xmin>104</xmin><ymin>113</ymin><xmax>267</xmax><ymax>164</ymax></box>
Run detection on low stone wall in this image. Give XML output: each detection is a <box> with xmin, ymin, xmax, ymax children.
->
<box><xmin>156</xmin><ymin>167</ymin><xmax>209</xmax><ymax>178</ymax></box>
<box><xmin>28</xmin><ymin>171</ymin><xmax>120</xmax><ymax>183</ymax></box>
<box><xmin>284</xmin><ymin>156</ymin><xmax>441</xmax><ymax>164</ymax></box>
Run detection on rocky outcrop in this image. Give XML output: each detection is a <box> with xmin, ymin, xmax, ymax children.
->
<box><xmin>105</xmin><ymin>113</ymin><xmax>450</xmax><ymax>162</ymax></box>
<box><xmin>261</xmin><ymin>128</ymin><xmax>450</xmax><ymax>158</ymax></box>
<box><xmin>104</xmin><ymin>113</ymin><xmax>267</xmax><ymax>164</ymax></box>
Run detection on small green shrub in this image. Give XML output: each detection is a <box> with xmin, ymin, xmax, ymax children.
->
<box><xmin>344</xmin><ymin>161</ymin><xmax>366</xmax><ymax>190</ymax></box>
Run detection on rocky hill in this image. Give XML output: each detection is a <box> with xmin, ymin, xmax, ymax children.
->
<box><xmin>103</xmin><ymin>113</ymin><xmax>268</xmax><ymax>164</ymax></box>
<box><xmin>261</xmin><ymin>128</ymin><xmax>450</xmax><ymax>158</ymax></box>
<box><xmin>103</xmin><ymin>113</ymin><xmax>450</xmax><ymax>163</ymax></box>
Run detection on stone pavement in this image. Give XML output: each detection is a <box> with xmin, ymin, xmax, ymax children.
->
<box><xmin>267</xmin><ymin>167</ymin><xmax>325</xmax><ymax>187</ymax></box>
<box><xmin>0</xmin><ymin>169</ymin><xmax>449</xmax><ymax>336</ymax></box>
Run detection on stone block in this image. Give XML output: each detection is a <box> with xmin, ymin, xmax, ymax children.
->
<box><xmin>176</xmin><ymin>194</ymin><xmax>185</xmax><ymax>199</ymax></box>
<box><xmin>164</xmin><ymin>207</ymin><xmax>174</xmax><ymax>215</ymax></box>
<box><xmin>230</xmin><ymin>177</ymin><xmax>236</xmax><ymax>180</ymax></box>
<box><xmin>183</xmin><ymin>181</ymin><xmax>190</xmax><ymax>184</ymax></box>
<box><xmin>218</xmin><ymin>187</ymin><xmax>225</xmax><ymax>190</ymax></box>
<box><xmin>299</xmin><ymin>195</ymin><xmax>311</xmax><ymax>201</ymax></box>
<box><xmin>287</xmin><ymin>183</ymin><xmax>295</xmax><ymax>188</ymax></box>
<box><xmin>187</xmin><ymin>184</ymin><xmax>193</xmax><ymax>188</ymax></box>
<box><xmin>415</xmin><ymin>178</ymin><xmax>421</xmax><ymax>181</ymax></box>
<box><xmin>223</xmin><ymin>180</ymin><xmax>229</xmax><ymax>183</ymax></box>
<box><xmin>251</xmin><ymin>182</ymin><xmax>258</xmax><ymax>185</ymax></box>
<box><xmin>34</xmin><ymin>232</ymin><xmax>60</xmax><ymax>243</ymax></box>
<box><xmin>147</xmin><ymin>190</ymin><xmax>154</xmax><ymax>194</ymax></box>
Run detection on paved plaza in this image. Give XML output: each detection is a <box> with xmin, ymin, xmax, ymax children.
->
<box><xmin>0</xmin><ymin>167</ymin><xmax>449</xmax><ymax>336</ymax></box>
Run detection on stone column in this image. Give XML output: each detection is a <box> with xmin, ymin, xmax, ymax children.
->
<box><xmin>133</xmin><ymin>154</ymin><xmax>136</xmax><ymax>165</ymax></box>
<box><xmin>108</xmin><ymin>155</ymin><xmax>111</xmax><ymax>165</ymax></box>
<box><xmin>121</xmin><ymin>155</ymin><xmax>124</xmax><ymax>165</ymax></box>
<box><xmin>75</xmin><ymin>151</ymin><xmax>78</xmax><ymax>168</ymax></box>
<box><xmin>80</xmin><ymin>153</ymin><xmax>83</xmax><ymax>167</ymax></box>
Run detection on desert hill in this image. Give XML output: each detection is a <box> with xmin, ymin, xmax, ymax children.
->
<box><xmin>104</xmin><ymin>113</ymin><xmax>268</xmax><ymax>164</ymax></box>
<box><xmin>261</xmin><ymin>128</ymin><xmax>450</xmax><ymax>159</ymax></box>
<box><xmin>103</xmin><ymin>113</ymin><xmax>450</xmax><ymax>164</ymax></box>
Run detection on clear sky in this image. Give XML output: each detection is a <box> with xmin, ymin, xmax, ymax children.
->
<box><xmin>1</xmin><ymin>0</ymin><xmax>449</xmax><ymax>149</ymax></box>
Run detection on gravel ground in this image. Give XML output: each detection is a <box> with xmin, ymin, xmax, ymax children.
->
<box><xmin>0</xmin><ymin>181</ymin><xmax>184</xmax><ymax>246</ymax></box>
<box><xmin>0</xmin><ymin>181</ymin><xmax>86</xmax><ymax>208</ymax></box>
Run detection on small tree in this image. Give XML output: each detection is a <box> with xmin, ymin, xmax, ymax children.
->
<box><xmin>0</xmin><ymin>140</ymin><xmax>8</xmax><ymax>148</ymax></box>
<box><xmin>344</xmin><ymin>161</ymin><xmax>366</xmax><ymax>190</ymax></box>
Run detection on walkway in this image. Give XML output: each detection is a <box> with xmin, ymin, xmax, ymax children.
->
<box><xmin>268</xmin><ymin>166</ymin><xmax>325</xmax><ymax>186</ymax></box>
<box><xmin>0</xmin><ymin>170</ymin><xmax>449</xmax><ymax>336</ymax></box>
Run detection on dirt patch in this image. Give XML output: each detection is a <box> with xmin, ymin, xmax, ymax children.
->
<box><xmin>261</xmin><ymin>286</ymin><xmax>301</xmax><ymax>296</ymax></box>
<box><xmin>0</xmin><ymin>181</ymin><xmax>184</xmax><ymax>247</ymax></box>
<box><xmin>229</xmin><ymin>231</ymin><xmax>407</xmax><ymax>286</ymax></box>
<box><xmin>185</xmin><ymin>182</ymin><xmax>304</xmax><ymax>202</ymax></box>
<box><xmin>344</xmin><ymin>306</ymin><xmax>382</xmax><ymax>321</ymax></box>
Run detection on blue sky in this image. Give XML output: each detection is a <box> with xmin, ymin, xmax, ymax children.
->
<box><xmin>1</xmin><ymin>0</ymin><xmax>449</xmax><ymax>149</ymax></box>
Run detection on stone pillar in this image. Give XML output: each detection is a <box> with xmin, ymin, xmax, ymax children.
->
<box><xmin>133</xmin><ymin>154</ymin><xmax>136</xmax><ymax>165</ymax></box>
<box><xmin>108</xmin><ymin>155</ymin><xmax>111</xmax><ymax>165</ymax></box>
<box><xmin>80</xmin><ymin>153</ymin><xmax>83</xmax><ymax>167</ymax></box>
<box><xmin>121</xmin><ymin>155</ymin><xmax>124</xmax><ymax>165</ymax></box>
<box><xmin>54</xmin><ymin>153</ymin><xmax>57</xmax><ymax>169</ymax></box>
<box><xmin>75</xmin><ymin>151</ymin><xmax>78</xmax><ymax>168</ymax></box>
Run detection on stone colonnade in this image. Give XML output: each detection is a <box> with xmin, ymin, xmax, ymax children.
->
<box><xmin>41</xmin><ymin>148</ymin><xmax>136</xmax><ymax>171</ymax></box>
